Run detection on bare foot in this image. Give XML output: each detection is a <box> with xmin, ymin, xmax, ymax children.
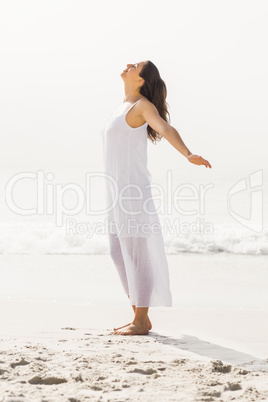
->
<box><xmin>113</xmin><ymin>316</ymin><xmax>152</xmax><ymax>331</ymax></box>
<box><xmin>110</xmin><ymin>323</ymin><xmax>149</xmax><ymax>335</ymax></box>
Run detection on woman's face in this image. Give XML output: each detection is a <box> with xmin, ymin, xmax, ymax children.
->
<box><xmin>121</xmin><ymin>61</ymin><xmax>146</xmax><ymax>83</ymax></box>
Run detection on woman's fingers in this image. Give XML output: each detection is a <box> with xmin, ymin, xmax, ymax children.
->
<box><xmin>201</xmin><ymin>158</ymin><xmax>212</xmax><ymax>168</ymax></box>
<box><xmin>204</xmin><ymin>159</ymin><xmax>212</xmax><ymax>168</ymax></box>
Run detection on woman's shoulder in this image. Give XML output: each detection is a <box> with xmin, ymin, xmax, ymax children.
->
<box><xmin>137</xmin><ymin>97</ymin><xmax>154</xmax><ymax>110</ymax></box>
<box><xmin>137</xmin><ymin>97</ymin><xmax>157</xmax><ymax>114</ymax></box>
<box><xmin>139</xmin><ymin>96</ymin><xmax>151</xmax><ymax>105</ymax></box>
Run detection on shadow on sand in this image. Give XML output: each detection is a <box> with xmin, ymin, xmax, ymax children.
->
<box><xmin>148</xmin><ymin>332</ymin><xmax>268</xmax><ymax>372</ymax></box>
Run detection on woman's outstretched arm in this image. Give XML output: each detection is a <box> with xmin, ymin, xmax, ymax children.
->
<box><xmin>141</xmin><ymin>99</ymin><xmax>212</xmax><ymax>168</ymax></box>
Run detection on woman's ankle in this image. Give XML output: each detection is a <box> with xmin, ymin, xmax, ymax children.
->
<box><xmin>132</xmin><ymin>318</ymin><xmax>148</xmax><ymax>327</ymax></box>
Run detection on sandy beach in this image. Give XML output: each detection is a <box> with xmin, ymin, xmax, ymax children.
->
<box><xmin>1</xmin><ymin>254</ymin><xmax>268</xmax><ymax>401</ymax></box>
<box><xmin>1</xmin><ymin>0</ymin><xmax>268</xmax><ymax>400</ymax></box>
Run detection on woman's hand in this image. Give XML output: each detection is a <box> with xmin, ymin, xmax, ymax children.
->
<box><xmin>187</xmin><ymin>154</ymin><xmax>212</xmax><ymax>168</ymax></box>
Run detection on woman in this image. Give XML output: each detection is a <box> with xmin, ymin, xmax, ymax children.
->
<box><xmin>101</xmin><ymin>60</ymin><xmax>212</xmax><ymax>336</ymax></box>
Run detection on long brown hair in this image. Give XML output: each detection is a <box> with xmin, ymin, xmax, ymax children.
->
<box><xmin>139</xmin><ymin>60</ymin><xmax>170</xmax><ymax>143</ymax></box>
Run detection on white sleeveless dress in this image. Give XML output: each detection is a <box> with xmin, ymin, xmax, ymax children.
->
<box><xmin>101</xmin><ymin>99</ymin><xmax>172</xmax><ymax>307</ymax></box>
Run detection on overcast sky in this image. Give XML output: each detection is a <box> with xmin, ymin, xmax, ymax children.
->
<box><xmin>0</xmin><ymin>0</ymin><xmax>267</xmax><ymax>184</ymax></box>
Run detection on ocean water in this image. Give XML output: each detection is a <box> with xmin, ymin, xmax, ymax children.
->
<box><xmin>0</xmin><ymin>166</ymin><xmax>267</xmax><ymax>256</ymax></box>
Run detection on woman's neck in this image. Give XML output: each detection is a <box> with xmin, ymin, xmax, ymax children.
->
<box><xmin>123</xmin><ymin>83</ymin><xmax>142</xmax><ymax>103</ymax></box>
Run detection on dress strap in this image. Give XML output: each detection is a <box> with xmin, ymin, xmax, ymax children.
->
<box><xmin>124</xmin><ymin>98</ymin><xmax>143</xmax><ymax>114</ymax></box>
